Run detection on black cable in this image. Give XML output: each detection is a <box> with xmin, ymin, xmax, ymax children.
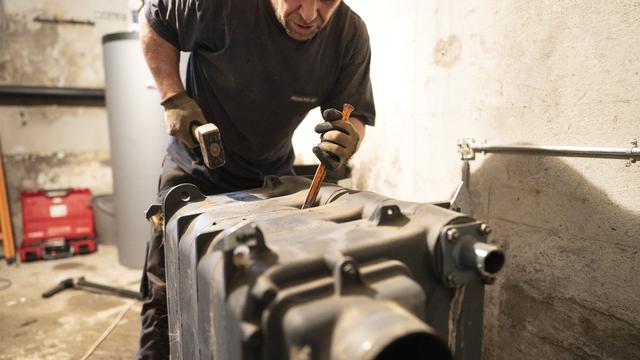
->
<box><xmin>0</xmin><ymin>277</ymin><xmax>11</xmax><ymax>291</ymax></box>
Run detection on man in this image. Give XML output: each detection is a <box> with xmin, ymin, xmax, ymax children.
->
<box><xmin>137</xmin><ymin>0</ymin><xmax>375</xmax><ymax>357</ymax></box>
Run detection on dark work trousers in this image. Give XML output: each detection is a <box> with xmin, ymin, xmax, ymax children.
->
<box><xmin>136</xmin><ymin>155</ymin><xmax>229</xmax><ymax>360</ymax></box>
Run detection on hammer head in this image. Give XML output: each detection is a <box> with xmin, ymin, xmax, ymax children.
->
<box><xmin>194</xmin><ymin>123</ymin><xmax>225</xmax><ymax>169</ymax></box>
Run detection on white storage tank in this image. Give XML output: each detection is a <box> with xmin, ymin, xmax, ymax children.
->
<box><xmin>102</xmin><ymin>31</ymin><xmax>167</xmax><ymax>268</ymax></box>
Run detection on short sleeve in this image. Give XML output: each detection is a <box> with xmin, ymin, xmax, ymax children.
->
<box><xmin>144</xmin><ymin>0</ymin><xmax>200</xmax><ymax>51</ymax></box>
<box><xmin>321</xmin><ymin>18</ymin><xmax>376</xmax><ymax>126</ymax></box>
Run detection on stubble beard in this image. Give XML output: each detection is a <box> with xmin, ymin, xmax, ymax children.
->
<box><xmin>273</xmin><ymin>6</ymin><xmax>324</xmax><ymax>41</ymax></box>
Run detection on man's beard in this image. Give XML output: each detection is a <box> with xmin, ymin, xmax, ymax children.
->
<box><xmin>276</xmin><ymin>9</ymin><xmax>324</xmax><ymax>41</ymax></box>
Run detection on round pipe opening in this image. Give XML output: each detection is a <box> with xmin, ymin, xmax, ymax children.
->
<box><xmin>483</xmin><ymin>249</ymin><xmax>505</xmax><ymax>274</ymax></box>
<box><xmin>330</xmin><ymin>302</ymin><xmax>452</xmax><ymax>360</ymax></box>
<box><xmin>457</xmin><ymin>241</ymin><xmax>506</xmax><ymax>276</ymax></box>
<box><xmin>374</xmin><ymin>332</ymin><xmax>452</xmax><ymax>360</ymax></box>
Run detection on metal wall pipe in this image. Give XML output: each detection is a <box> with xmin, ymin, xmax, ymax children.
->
<box><xmin>0</xmin><ymin>86</ymin><xmax>105</xmax><ymax>106</ymax></box>
<box><xmin>458</xmin><ymin>138</ymin><xmax>639</xmax><ymax>163</ymax></box>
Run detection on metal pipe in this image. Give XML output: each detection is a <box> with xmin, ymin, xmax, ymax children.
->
<box><xmin>474</xmin><ymin>144</ymin><xmax>639</xmax><ymax>159</ymax></box>
<box><xmin>0</xmin><ymin>86</ymin><xmax>104</xmax><ymax>99</ymax></box>
<box><xmin>457</xmin><ymin>241</ymin><xmax>505</xmax><ymax>276</ymax></box>
<box><xmin>0</xmin><ymin>86</ymin><xmax>105</xmax><ymax>106</ymax></box>
<box><xmin>458</xmin><ymin>138</ymin><xmax>639</xmax><ymax>163</ymax></box>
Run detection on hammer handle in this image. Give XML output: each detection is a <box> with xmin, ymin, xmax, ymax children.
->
<box><xmin>190</xmin><ymin>122</ymin><xmax>200</xmax><ymax>142</ymax></box>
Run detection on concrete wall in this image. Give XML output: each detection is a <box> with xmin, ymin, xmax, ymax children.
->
<box><xmin>2</xmin><ymin>0</ymin><xmax>638</xmax><ymax>356</ymax></box>
<box><xmin>343</xmin><ymin>1</ymin><xmax>640</xmax><ymax>358</ymax></box>
<box><xmin>0</xmin><ymin>0</ymin><xmax>129</xmax><ymax>246</ymax></box>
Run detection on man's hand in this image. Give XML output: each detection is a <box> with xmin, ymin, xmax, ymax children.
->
<box><xmin>313</xmin><ymin>108</ymin><xmax>362</xmax><ymax>171</ymax></box>
<box><xmin>161</xmin><ymin>91</ymin><xmax>207</xmax><ymax>148</ymax></box>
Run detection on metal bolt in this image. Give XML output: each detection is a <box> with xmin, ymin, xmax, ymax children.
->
<box><xmin>233</xmin><ymin>245</ymin><xmax>251</xmax><ymax>268</ymax></box>
<box><xmin>342</xmin><ymin>262</ymin><xmax>356</xmax><ymax>275</ymax></box>
<box><xmin>479</xmin><ymin>224</ymin><xmax>492</xmax><ymax>236</ymax></box>
<box><xmin>630</xmin><ymin>140</ymin><xmax>638</xmax><ymax>167</ymax></box>
<box><xmin>148</xmin><ymin>213</ymin><xmax>164</xmax><ymax>232</ymax></box>
<box><xmin>627</xmin><ymin>158</ymin><xmax>636</xmax><ymax>167</ymax></box>
<box><xmin>446</xmin><ymin>272</ymin><xmax>457</xmax><ymax>288</ymax></box>
<box><xmin>446</xmin><ymin>229</ymin><xmax>459</xmax><ymax>242</ymax></box>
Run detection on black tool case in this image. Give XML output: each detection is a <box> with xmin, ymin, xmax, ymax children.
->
<box><xmin>159</xmin><ymin>176</ymin><xmax>504</xmax><ymax>360</ymax></box>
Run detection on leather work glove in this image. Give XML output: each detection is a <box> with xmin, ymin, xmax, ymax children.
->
<box><xmin>160</xmin><ymin>91</ymin><xmax>207</xmax><ymax>148</ymax></box>
<box><xmin>313</xmin><ymin>108</ymin><xmax>362</xmax><ymax>171</ymax></box>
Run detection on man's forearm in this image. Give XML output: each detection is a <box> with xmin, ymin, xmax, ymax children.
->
<box><xmin>140</xmin><ymin>15</ymin><xmax>184</xmax><ymax>100</ymax></box>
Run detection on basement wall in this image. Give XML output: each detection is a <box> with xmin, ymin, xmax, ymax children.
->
<box><xmin>0</xmin><ymin>0</ymin><xmax>128</xmax><ymax>246</ymax></box>
<box><xmin>346</xmin><ymin>1</ymin><xmax>640</xmax><ymax>359</ymax></box>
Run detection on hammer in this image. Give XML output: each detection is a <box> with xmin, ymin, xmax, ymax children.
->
<box><xmin>192</xmin><ymin>123</ymin><xmax>225</xmax><ymax>169</ymax></box>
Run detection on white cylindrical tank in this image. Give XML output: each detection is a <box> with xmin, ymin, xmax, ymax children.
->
<box><xmin>102</xmin><ymin>32</ymin><xmax>166</xmax><ymax>268</ymax></box>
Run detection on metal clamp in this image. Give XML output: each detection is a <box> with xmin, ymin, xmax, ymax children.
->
<box><xmin>457</xmin><ymin>138</ymin><xmax>477</xmax><ymax>160</ymax></box>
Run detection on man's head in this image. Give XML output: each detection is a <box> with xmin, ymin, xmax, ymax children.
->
<box><xmin>271</xmin><ymin>0</ymin><xmax>342</xmax><ymax>41</ymax></box>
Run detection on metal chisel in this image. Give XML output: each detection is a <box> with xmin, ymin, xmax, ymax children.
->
<box><xmin>301</xmin><ymin>103</ymin><xmax>354</xmax><ymax>209</ymax></box>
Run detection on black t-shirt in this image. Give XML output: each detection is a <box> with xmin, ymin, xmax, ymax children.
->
<box><xmin>145</xmin><ymin>0</ymin><xmax>375</xmax><ymax>192</ymax></box>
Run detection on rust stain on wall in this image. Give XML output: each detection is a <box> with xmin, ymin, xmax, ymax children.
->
<box><xmin>0</xmin><ymin>0</ymin><xmax>5</xmax><ymax>29</ymax></box>
<box><xmin>433</xmin><ymin>35</ymin><xmax>462</xmax><ymax>68</ymax></box>
<box><xmin>0</xmin><ymin>1</ymin><xmax>128</xmax><ymax>87</ymax></box>
<box><xmin>0</xmin><ymin>16</ymin><xmax>61</xmax><ymax>85</ymax></box>
<box><xmin>0</xmin><ymin>0</ymin><xmax>7</xmax><ymax>78</ymax></box>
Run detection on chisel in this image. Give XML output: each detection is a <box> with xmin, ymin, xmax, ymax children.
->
<box><xmin>301</xmin><ymin>103</ymin><xmax>354</xmax><ymax>209</ymax></box>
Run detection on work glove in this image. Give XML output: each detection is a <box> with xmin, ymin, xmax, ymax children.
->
<box><xmin>313</xmin><ymin>108</ymin><xmax>362</xmax><ymax>171</ymax></box>
<box><xmin>160</xmin><ymin>91</ymin><xmax>207</xmax><ymax>148</ymax></box>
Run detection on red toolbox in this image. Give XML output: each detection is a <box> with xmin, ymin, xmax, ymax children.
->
<box><xmin>19</xmin><ymin>188</ymin><xmax>97</xmax><ymax>262</ymax></box>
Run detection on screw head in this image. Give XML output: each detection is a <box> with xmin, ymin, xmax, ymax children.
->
<box><xmin>233</xmin><ymin>245</ymin><xmax>251</xmax><ymax>268</ymax></box>
<box><xmin>480</xmin><ymin>224</ymin><xmax>492</xmax><ymax>235</ymax></box>
<box><xmin>446</xmin><ymin>272</ymin><xmax>457</xmax><ymax>287</ymax></box>
<box><xmin>446</xmin><ymin>229</ymin><xmax>459</xmax><ymax>242</ymax></box>
<box><xmin>342</xmin><ymin>262</ymin><xmax>356</xmax><ymax>275</ymax></box>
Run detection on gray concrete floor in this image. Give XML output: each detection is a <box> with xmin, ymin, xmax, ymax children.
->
<box><xmin>0</xmin><ymin>245</ymin><xmax>142</xmax><ymax>360</ymax></box>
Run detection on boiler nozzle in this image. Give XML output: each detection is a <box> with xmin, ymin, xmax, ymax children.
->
<box><xmin>456</xmin><ymin>240</ymin><xmax>505</xmax><ymax>276</ymax></box>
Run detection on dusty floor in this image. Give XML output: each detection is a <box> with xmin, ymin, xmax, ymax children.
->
<box><xmin>0</xmin><ymin>245</ymin><xmax>142</xmax><ymax>360</ymax></box>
